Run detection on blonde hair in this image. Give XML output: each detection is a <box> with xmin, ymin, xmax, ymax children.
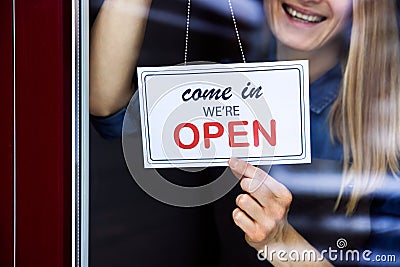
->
<box><xmin>331</xmin><ymin>0</ymin><xmax>400</xmax><ymax>214</ymax></box>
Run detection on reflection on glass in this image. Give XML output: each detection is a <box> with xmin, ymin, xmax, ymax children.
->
<box><xmin>88</xmin><ymin>0</ymin><xmax>400</xmax><ymax>266</ymax></box>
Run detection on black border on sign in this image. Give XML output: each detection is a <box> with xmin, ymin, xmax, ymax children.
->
<box><xmin>139</xmin><ymin>63</ymin><xmax>308</xmax><ymax>166</ymax></box>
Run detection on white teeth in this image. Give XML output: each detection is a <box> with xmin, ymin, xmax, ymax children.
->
<box><xmin>285</xmin><ymin>6</ymin><xmax>324</xmax><ymax>23</ymax></box>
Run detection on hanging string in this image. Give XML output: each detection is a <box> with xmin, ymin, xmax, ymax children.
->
<box><xmin>227</xmin><ymin>0</ymin><xmax>246</xmax><ymax>63</ymax></box>
<box><xmin>184</xmin><ymin>0</ymin><xmax>191</xmax><ymax>65</ymax></box>
<box><xmin>184</xmin><ymin>0</ymin><xmax>246</xmax><ymax>64</ymax></box>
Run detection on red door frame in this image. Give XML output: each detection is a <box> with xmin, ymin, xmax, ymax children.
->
<box><xmin>1</xmin><ymin>0</ymin><xmax>72</xmax><ymax>266</ymax></box>
<box><xmin>0</xmin><ymin>0</ymin><xmax>14</xmax><ymax>266</ymax></box>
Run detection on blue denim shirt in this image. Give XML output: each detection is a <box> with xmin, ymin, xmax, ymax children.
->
<box><xmin>91</xmin><ymin>62</ymin><xmax>400</xmax><ymax>266</ymax></box>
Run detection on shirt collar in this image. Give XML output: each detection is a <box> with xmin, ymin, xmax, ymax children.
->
<box><xmin>309</xmin><ymin>64</ymin><xmax>342</xmax><ymax>114</ymax></box>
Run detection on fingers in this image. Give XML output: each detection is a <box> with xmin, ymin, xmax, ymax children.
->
<box><xmin>232</xmin><ymin>208</ymin><xmax>256</xmax><ymax>235</ymax></box>
<box><xmin>228</xmin><ymin>157</ymin><xmax>253</xmax><ymax>179</ymax></box>
<box><xmin>230</xmin><ymin>158</ymin><xmax>293</xmax><ymax>249</ymax></box>
<box><xmin>240</xmin><ymin>178</ymin><xmax>271</xmax><ymax>207</ymax></box>
<box><xmin>229</xmin><ymin>158</ymin><xmax>291</xmax><ymax>201</ymax></box>
<box><xmin>236</xmin><ymin>194</ymin><xmax>265</xmax><ymax>222</ymax></box>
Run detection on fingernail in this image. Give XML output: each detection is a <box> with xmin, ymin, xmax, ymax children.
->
<box><xmin>232</xmin><ymin>208</ymin><xmax>240</xmax><ymax>220</ymax></box>
<box><xmin>236</xmin><ymin>194</ymin><xmax>242</xmax><ymax>204</ymax></box>
<box><xmin>229</xmin><ymin>158</ymin><xmax>239</xmax><ymax>168</ymax></box>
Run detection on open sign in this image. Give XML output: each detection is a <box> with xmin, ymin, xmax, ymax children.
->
<box><xmin>137</xmin><ymin>61</ymin><xmax>310</xmax><ymax>168</ymax></box>
<box><xmin>173</xmin><ymin>120</ymin><xmax>276</xmax><ymax>149</ymax></box>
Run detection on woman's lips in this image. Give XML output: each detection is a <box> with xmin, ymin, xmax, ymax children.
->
<box><xmin>282</xmin><ymin>3</ymin><xmax>327</xmax><ymax>23</ymax></box>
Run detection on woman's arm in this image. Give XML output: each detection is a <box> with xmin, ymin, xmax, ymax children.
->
<box><xmin>90</xmin><ymin>0</ymin><xmax>152</xmax><ymax>116</ymax></box>
<box><xmin>229</xmin><ymin>158</ymin><xmax>334</xmax><ymax>266</ymax></box>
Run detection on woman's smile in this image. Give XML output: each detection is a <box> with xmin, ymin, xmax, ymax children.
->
<box><xmin>265</xmin><ymin>0</ymin><xmax>352</xmax><ymax>52</ymax></box>
<box><xmin>282</xmin><ymin>3</ymin><xmax>326</xmax><ymax>24</ymax></box>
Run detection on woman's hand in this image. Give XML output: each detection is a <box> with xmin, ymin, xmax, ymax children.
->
<box><xmin>229</xmin><ymin>158</ymin><xmax>293</xmax><ymax>251</ymax></box>
<box><xmin>229</xmin><ymin>158</ymin><xmax>334</xmax><ymax>266</ymax></box>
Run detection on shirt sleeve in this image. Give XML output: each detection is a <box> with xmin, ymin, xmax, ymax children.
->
<box><xmin>90</xmin><ymin>108</ymin><xmax>126</xmax><ymax>139</ymax></box>
<box><xmin>90</xmin><ymin>90</ymin><xmax>141</xmax><ymax>139</ymax></box>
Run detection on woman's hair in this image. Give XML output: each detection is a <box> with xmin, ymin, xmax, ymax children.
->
<box><xmin>330</xmin><ymin>0</ymin><xmax>400</xmax><ymax>214</ymax></box>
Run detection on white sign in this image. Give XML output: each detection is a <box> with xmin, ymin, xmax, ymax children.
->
<box><xmin>137</xmin><ymin>61</ymin><xmax>310</xmax><ymax>168</ymax></box>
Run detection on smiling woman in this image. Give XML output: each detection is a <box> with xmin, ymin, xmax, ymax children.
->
<box><xmin>88</xmin><ymin>0</ymin><xmax>400</xmax><ymax>266</ymax></box>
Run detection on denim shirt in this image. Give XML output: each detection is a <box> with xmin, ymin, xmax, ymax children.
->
<box><xmin>91</xmin><ymin>62</ymin><xmax>399</xmax><ymax>267</ymax></box>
